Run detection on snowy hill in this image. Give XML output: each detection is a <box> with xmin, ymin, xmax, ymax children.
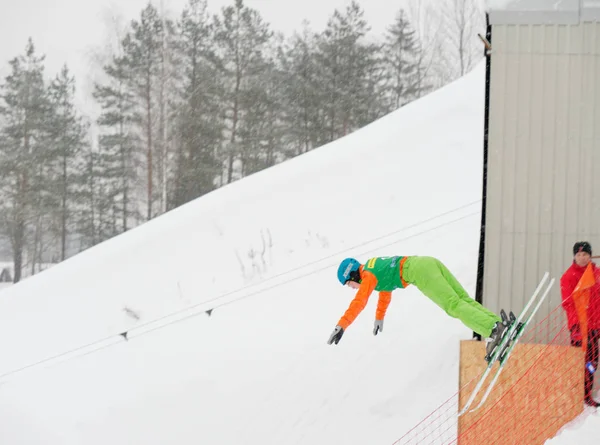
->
<box><xmin>0</xmin><ymin>61</ymin><xmax>595</xmax><ymax>444</ymax></box>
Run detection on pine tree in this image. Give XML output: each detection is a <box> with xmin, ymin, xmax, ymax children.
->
<box><xmin>278</xmin><ymin>24</ymin><xmax>324</xmax><ymax>156</ymax></box>
<box><xmin>74</xmin><ymin>143</ymin><xmax>98</xmax><ymax>249</ymax></box>
<box><xmin>93</xmin><ymin>53</ymin><xmax>138</xmax><ymax>236</ymax></box>
<box><xmin>46</xmin><ymin>65</ymin><xmax>89</xmax><ymax>260</ymax></box>
<box><xmin>122</xmin><ymin>3</ymin><xmax>164</xmax><ymax>220</ymax></box>
<box><xmin>213</xmin><ymin>0</ymin><xmax>273</xmax><ymax>183</ymax></box>
<box><xmin>384</xmin><ymin>9</ymin><xmax>422</xmax><ymax>109</ymax></box>
<box><xmin>156</xmin><ymin>4</ymin><xmax>178</xmax><ymax>214</ymax></box>
<box><xmin>237</xmin><ymin>51</ymin><xmax>283</xmax><ymax>176</ymax></box>
<box><xmin>355</xmin><ymin>48</ymin><xmax>388</xmax><ymax>125</ymax></box>
<box><xmin>0</xmin><ymin>39</ymin><xmax>49</xmax><ymax>282</ymax></box>
<box><xmin>315</xmin><ymin>1</ymin><xmax>378</xmax><ymax>140</ymax></box>
<box><xmin>172</xmin><ymin>0</ymin><xmax>222</xmax><ymax>206</ymax></box>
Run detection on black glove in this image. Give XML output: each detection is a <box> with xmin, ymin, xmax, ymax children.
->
<box><xmin>327</xmin><ymin>325</ymin><xmax>344</xmax><ymax>345</ymax></box>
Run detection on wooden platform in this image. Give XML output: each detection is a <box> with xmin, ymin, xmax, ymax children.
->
<box><xmin>458</xmin><ymin>340</ymin><xmax>584</xmax><ymax>445</ymax></box>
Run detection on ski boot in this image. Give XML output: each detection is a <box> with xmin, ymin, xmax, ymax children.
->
<box><xmin>485</xmin><ymin>310</ymin><xmax>511</xmax><ymax>363</ymax></box>
<box><xmin>497</xmin><ymin>311</ymin><xmax>525</xmax><ymax>362</ymax></box>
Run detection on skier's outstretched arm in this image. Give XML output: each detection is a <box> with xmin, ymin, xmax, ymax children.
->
<box><xmin>376</xmin><ymin>291</ymin><xmax>392</xmax><ymax>321</ymax></box>
<box><xmin>373</xmin><ymin>291</ymin><xmax>392</xmax><ymax>335</ymax></box>
<box><xmin>338</xmin><ymin>272</ymin><xmax>377</xmax><ymax>329</ymax></box>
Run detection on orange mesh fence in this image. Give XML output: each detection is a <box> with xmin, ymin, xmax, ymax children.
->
<box><xmin>392</xmin><ymin>297</ymin><xmax>597</xmax><ymax>445</ymax></box>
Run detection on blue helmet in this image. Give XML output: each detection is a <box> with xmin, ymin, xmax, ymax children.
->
<box><xmin>337</xmin><ymin>258</ymin><xmax>361</xmax><ymax>285</ymax></box>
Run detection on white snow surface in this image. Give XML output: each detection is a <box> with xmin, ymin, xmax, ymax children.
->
<box><xmin>0</xmin><ymin>61</ymin><xmax>598</xmax><ymax>444</ymax></box>
<box><xmin>485</xmin><ymin>0</ymin><xmax>515</xmax><ymax>9</ymax></box>
<box><xmin>547</xmin><ymin>406</ymin><xmax>600</xmax><ymax>445</ymax></box>
<box><xmin>485</xmin><ymin>0</ymin><xmax>583</xmax><ymax>12</ymax></box>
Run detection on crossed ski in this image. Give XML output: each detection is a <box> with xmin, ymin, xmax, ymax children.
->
<box><xmin>458</xmin><ymin>272</ymin><xmax>555</xmax><ymax>417</ymax></box>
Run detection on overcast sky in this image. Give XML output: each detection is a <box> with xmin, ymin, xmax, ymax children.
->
<box><xmin>0</xmin><ymin>0</ymin><xmax>420</xmax><ymax>115</ymax></box>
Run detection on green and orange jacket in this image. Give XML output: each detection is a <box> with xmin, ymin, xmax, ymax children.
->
<box><xmin>337</xmin><ymin>256</ymin><xmax>409</xmax><ymax>330</ymax></box>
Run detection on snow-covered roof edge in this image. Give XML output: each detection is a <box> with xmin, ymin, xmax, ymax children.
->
<box><xmin>486</xmin><ymin>0</ymin><xmax>600</xmax><ymax>25</ymax></box>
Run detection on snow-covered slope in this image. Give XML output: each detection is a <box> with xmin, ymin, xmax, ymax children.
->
<box><xmin>3</xmin><ymin>61</ymin><xmax>589</xmax><ymax>444</ymax></box>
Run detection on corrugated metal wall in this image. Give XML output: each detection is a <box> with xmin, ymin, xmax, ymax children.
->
<box><xmin>483</xmin><ymin>22</ymin><xmax>600</xmax><ymax>339</ymax></box>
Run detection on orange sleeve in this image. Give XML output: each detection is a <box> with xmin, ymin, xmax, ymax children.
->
<box><xmin>561</xmin><ymin>271</ymin><xmax>579</xmax><ymax>329</ymax></box>
<box><xmin>337</xmin><ymin>271</ymin><xmax>377</xmax><ymax>330</ymax></box>
<box><xmin>375</xmin><ymin>291</ymin><xmax>392</xmax><ymax>321</ymax></box>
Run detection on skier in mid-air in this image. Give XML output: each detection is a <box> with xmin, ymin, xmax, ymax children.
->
<box><xmin>327</xmin><ymin>255</ymin><xmax>508</xmax><ymax>360</ymax></box>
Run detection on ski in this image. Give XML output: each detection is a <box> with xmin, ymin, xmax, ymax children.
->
<box><xmin>466</xmin><ymin>276</ymin><xmax>555</xmax><ymax>414</ymax></box>
<box><xmin>458</xmin><ymin>272</ymin><xmax>550</xmax><ymax>417</ymax></box>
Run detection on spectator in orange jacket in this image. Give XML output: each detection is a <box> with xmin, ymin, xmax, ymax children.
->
<box><xmin>560</xmin><ymin>241</ymin><xmax>600</xmax><ymax>408</ymax></box>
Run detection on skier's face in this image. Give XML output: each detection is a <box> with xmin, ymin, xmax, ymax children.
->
<box><xmin>575</xmin><ymin>252</ymin><xmax>591</xmax><ymax>267</ymax></box>
<box><xmin>347</xmin><ymin>281</ymin><xmax>360</xmax><ymax>289</ymax></box>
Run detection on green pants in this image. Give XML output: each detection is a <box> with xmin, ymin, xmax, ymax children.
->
<box><xmin>402</xmin><ymin>256</ymin><xmax>500</xmax><ymax>337</ymax></box>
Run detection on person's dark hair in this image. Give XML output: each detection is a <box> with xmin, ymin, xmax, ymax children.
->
<box><xmin>573</xmin><ymin>241</ymin><xmax>592</xmax><ymax>256</ymax></box>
